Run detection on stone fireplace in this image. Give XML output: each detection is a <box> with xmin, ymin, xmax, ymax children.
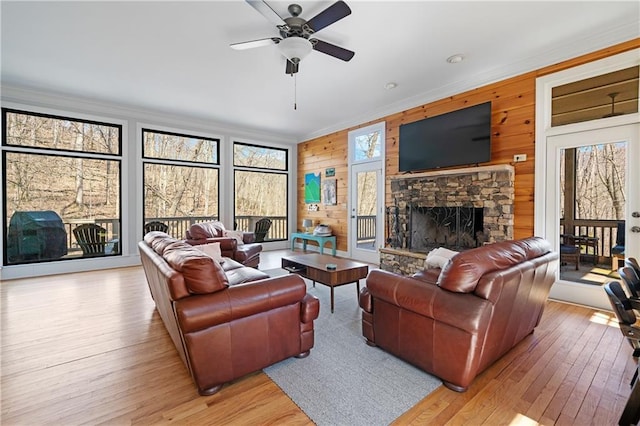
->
<box><xmin>381</xmin><ymin>165</ymin><xmax>515</xmax><ymax>275</ymax></box>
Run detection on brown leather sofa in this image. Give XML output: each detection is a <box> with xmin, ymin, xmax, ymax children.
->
<box><xmin>139</xmin><ymin>231</ymin><xmax>319</xmax><ymax>396</ymax></box>
<box><xmin>359</xmin><ymin>237</ymin><xmax>558</xmax><ymax>392</ymax></box>
<box><xmin>185</xmin><ymin>221</ymin><xmax>262</xmax><ymax>268</ymax></box>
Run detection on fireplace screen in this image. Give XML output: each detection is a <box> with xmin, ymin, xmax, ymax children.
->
<box><xmin>408</xmin><ymin>205</ymin><xmax>484</xmax><ymax>251</ymax></box>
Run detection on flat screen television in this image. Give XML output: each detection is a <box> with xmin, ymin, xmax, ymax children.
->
<box><xmin>399</xmin><ymin>102</ymin><xmax>492</xmax><ymax>172</ymax></box>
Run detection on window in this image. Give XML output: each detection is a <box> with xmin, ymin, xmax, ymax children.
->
<box><xmin>551</xmin><ymin>66</ymin><xmax>639</xmax><ymax>127</ymax></box>
<box><xmin>233</xmin><ymin>142</ymin><xmax>288</xmax><ymax>241</ymax></box>
<box><xmin>2</xmin><ymin>108</ymin><xmax>122</xmax><ymax>265</ymax></box>
<box><xmin>352</xmin><ymin>124</ymin><xmax>383</xmax><ymax>162</ymax></box>
<box><xmin>142</xmin><ymin>129</ymin><xmax>220</xmax><ymax>238</ymax></box>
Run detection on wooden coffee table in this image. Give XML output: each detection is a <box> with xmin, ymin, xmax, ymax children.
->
<box><xmin>281</xmin><ymin>253</ymin><xmax>368</xmax><ymax>313</ymax></box>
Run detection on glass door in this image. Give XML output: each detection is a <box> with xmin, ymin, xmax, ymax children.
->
<box><xmin>547</xmin><ymin>124</ymin><xmax>639</xmax><ymax>310</ymax></box>
<box><xmin>350</xmin><ymin>163</ymin><xmax>382</xmax><ymax>264</ymax></box>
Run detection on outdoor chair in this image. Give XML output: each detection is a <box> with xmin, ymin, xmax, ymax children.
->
<box><xmin>560</xmin><ymin>234</ymin><xmax>580</xmax><ymax>270</ymax></box>
<box><xmin>254</xmin><ymin>217</ymin><xmax>272</xmax><ymax>243</ymax></box>
<box><xmin>144</xmin><ymin>221</ymin><xmax>169</xmax><ymax>234</ymax></box>
<box><xmin>612</xmin><ymin>222</ymin><xmax>626</xmax><ymax>269</ymax></box>
<box><xmin>73</xmin><ymin>223</ymin><xmax>107</xmax><ymax>257</ymax></box>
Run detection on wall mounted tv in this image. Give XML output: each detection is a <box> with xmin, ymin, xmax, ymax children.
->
<box><xmin>399</xmin><ymin>102</ymin><xmax>492</xmax><ymax>172</ymax></box>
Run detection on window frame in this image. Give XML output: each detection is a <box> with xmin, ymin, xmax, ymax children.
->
<box><xmin>141</xmin><ymin>127</ymin><xmax>220</xmax><ymax>166</ymax></box>
<box><xmin>141</xmin><ymin>127</ymin><xmax>222</xmax><ymax>238</ymax></box>
<box><xmin>233</xmin><ymin>141</ymin><xmax>288</xmax><ymax>171</ymax></box>
<box><xmin>2</xmin><ymin>107</ymin><xmax>122</xmax><ymax>156</ymax></box>
<box><xmin>2</xmin><ymin>107</ymin><xmax>123</xmax><ymax>267</ymax></box>
<box><xmin>349</xmin><ymin>122</ymin><xmax>385</xmax><ymax>165</ymax></box>
<box><xmin>232</xmin><ymin>140</ymin><xmax>290</xmax><ymax>242</ymax></box>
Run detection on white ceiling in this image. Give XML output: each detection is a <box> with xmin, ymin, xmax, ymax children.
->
<box><xmin>1</xmin><ymin>1</ymin><xmax>639</xmax><ymax>142</ymax></box>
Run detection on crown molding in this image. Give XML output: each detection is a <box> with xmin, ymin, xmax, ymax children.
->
<box><xmin>0</xmin><ymin>84</ymin><xmax>298</xmax><ymax>145</ymax></box>
<box><xmin>301</xmin><ymin>24</ymin><xmax>640</xmax><ymax>142</ymax></box>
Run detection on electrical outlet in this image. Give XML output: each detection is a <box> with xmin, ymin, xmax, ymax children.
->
<box><xmin>513</xmin><ymin>154</ymin><xmax>527</xmax><ymax>162</ymax></box>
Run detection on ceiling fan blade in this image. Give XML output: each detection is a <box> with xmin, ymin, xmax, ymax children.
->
<box><xmin>285</xmin><ymin>59</ymin><xmax>299</xmax><ymax>75</ymax></box>
<box><xmin>230</xmin><ymin>37</ymin><xmax>280</xmax><ymax>50</ymax></box>
<box><xmin>311</xmin><ymin>39</ymin><xmax>355</xmax><ymax>62</ymax></box>
<box><xmin>306</xmin><ymin>1</ymin><xmax>352</xmax><ymax>33</ymax></box>
<box><xmin>245</xmin><ymin>0</ymin><xmax>285</xmax><ymax>26</ymax></box>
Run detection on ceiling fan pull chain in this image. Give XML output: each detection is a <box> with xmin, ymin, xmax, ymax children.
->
<box><xmin>294</xmin><ymin>73</ymin><xmax>297</xmax><ymax>110</ymax></box>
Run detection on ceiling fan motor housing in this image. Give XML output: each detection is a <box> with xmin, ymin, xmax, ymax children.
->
<box><xmin>280</xmin><ymin>17</ymin><xmax>312</xmax><ymax>38</ymax></box>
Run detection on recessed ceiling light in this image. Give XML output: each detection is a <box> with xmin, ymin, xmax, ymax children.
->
<box><xmin>385</xmin><ymin>82</ymin><xmax>398</xmax><ymax>90</ymax></box>
<box><xmin>446</xmin><ymin>54</ymin><xmax>464</xmax><ymax>64</ymax></box>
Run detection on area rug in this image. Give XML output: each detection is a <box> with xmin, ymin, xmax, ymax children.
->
<box><xmin>262</xmin><ymin>268</ymin><xmax>441</xmax><ymax>426</ymax></box>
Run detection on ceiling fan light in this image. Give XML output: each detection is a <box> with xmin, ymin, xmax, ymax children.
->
<box><xmin>278</xmin><ymin>37</ymin><xmax>312</xmax><ymax>63</ymax></box>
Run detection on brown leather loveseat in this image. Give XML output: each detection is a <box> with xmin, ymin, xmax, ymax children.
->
<box><xmin>186</xmin><ymin>221</ymin><xmax>262</xmax><ymax>268</ymax></box>
<box><xmin>139</xmin><ymin>231</ymin><xmax>319</xmax><ymax>395</ymax></box>
<box><xmin>359</xmin><ymin>237</ymin><xmax>558</xmax><ymax>392</ymax></box>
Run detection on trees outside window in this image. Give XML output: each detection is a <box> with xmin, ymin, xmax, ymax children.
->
<box><xmin>3</xmin><ymin>109</ymin><xmax>122</xmax><ymax>265</ymax></box>
<box><xmin>142</xmin><ymin>129</ymin><xmax>220</xmax><ymax>238</ymax></box>
<box><xmin>233</xmin><ymin>142</ymin><xmax>288</xmax><ymax>241</ymax></box>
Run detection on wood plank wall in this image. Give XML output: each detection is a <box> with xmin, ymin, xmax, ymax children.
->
<box><xmin>297</xmin><ymin>39</ymin><xmax>639</xmax><ymax>252</ymax></box>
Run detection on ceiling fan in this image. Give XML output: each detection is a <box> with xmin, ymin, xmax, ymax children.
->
<box><xmin>231</xmin><ymin>0</ymin><xmax>355</xmax><ymax>75</ymax></box>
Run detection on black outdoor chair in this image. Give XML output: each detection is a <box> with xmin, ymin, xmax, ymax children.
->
<box><xmin>613</xmin><ymin>222</ymin><xmax>626</xmax><ymax>269</ymax></box>
<box><xmin>560</xmin><ymin>234</ymin><xmax>580</xmax><ymax>270</ymax></box>
<box><xmin>254</xmin><ymin>218</ymin><xmax>272</xmax><ymax>243</ymax></box>
<box><xmin>144</xmin><ymin>221</ymin><xmax>169</xmax><ymax>234</ymax></box>
<box><xmin>73</xmin><ymin>223</ymin><xmax>107</xmax><ymax>257</ymax></box>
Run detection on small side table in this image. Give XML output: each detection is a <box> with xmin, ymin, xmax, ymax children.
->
<box><xmin>575</xmin><ymin>236</ymin><xmax>599</xmax><ymax>265</ymax></box>
<box><xmin>290</xmin><ymin>232</ymin><xmax>336</xmax><ymax>256</ymax></box>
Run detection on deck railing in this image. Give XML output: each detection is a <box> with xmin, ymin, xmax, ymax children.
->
<box><xmin>64</xmin><ymin>215</ymin><xmax>291</xmax><ymax>252</ymax></box>
<box><xmin>560</xmin><ymin>219</ymin><xmax>624</xmax><ymax>264</ymax></box>
<box><xmin>357</xmin><ymin>215</ymin><xmax>376</xmax><ymax>243</ymax></box>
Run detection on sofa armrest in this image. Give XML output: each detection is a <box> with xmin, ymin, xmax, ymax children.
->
<box><xmin>359</xmin><ymin>287</ymin><xmax>372</xmax><ymax>313</ymax></box>
<box><xmin>300</xmin><ymin>293</ymin><xmax>320</xmax><ymax>323</ymax></box>
<box><xmin>243</xmin><ymin>232</ymin><xmax>256</xmax><ymax>244</ymax></box>
<box><xmin>366</xmin><ymin>269</ymin><xmax>491</xmax><ymax>334</ymax></box>
<box><xmin>175</xmin><ymin>274</ymin><xmax>307</xmax><ymax>333</ymax></box>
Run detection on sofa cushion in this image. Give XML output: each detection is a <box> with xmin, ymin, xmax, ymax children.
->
<box><xmin>234</xmin><ymin>243</ymin><xmax>263</xmax><ymax>263</ymax></box>
<box><xmin>151</xmin><ymin>235</ymin><xmax>178</xmax><ymax>255</ymax></box>
<box><xmin>425</xmin><ymin>247</ymin><xmax>458</xmax><ymax>269</ymax></box>
<box><xmin>162</xmin><ymin>241</ymin><xmax>229</xmax><ymax>294</ymax></box>
<box><xmin>143</xmin><ymin>230</ymin><xmax>171</xmax><ymax>246</ymax></box>
<box><xmin>437</xmin><ymin>237</ymin><xmax>550</xmax><ymax>293</ymax></box>
<box><xmin>224</xmin><ymin>230</ymin><xmax>245</xmax><ymax>245</ymax></box>
<box><xmin>226</xmin><ymin>267</ymin><xmax>269</xmax><ymax>286</ymax></box>
<box><xmin>188</xmin><ymin>221</ymin><xmax>226</xmax><ymax>240</ymax></box>
<box><xmin>196</xmin><ymin>242</ymin><xmax>225</xmax><ymax>264</ymax></box>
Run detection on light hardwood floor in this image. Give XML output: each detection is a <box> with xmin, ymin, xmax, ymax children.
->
<box><xmin>1</xmin><ymin>249</ymin><xmax>635</xmax><ymax>425</ymax></box>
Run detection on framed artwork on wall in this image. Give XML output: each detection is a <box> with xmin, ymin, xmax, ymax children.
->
<box><xmin>322</xmin><ymin>178</ymin><xmax>337</xmax><ymax>205</ymax></box>
<box><xmin>304</xmin><ymin>172</ymin><xmax>321</xmax><ymax>203</ymax></box>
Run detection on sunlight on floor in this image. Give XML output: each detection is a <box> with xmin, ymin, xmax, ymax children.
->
<box><xmin>590</xmin><ymin>311</ymin><xmax>620</xmax><ymax>328</ymax></box>
<box><xmin>560</xmin><ymin>264</ymin><xmax>620</xmax><ymax>286</ymax></box>
<box><xmin>508</xmin><ymin>413</ymin><xmax>540</xmax><ymax>425</ymax></box>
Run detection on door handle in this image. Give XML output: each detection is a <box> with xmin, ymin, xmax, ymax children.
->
<box><xmin>631</xmin><ymin>226</ymin><xmax>640</xmax><ymax>233</ymax></box>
